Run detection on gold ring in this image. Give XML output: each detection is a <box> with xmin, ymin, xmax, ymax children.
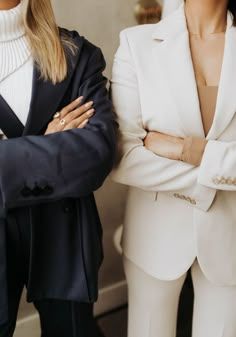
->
<box><xmin>53</xmin><ymin>112</ymin><xmax>61</xmax><ymax>119</ymax></box>
<box><xmin>59</xmin><ymin>118</ymin><xmax>66</xmax><ymax>126</ymax></box>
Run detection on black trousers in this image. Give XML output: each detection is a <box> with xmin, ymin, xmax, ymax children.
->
<box><xmin>0</xmin><ymin>208</ymin><xmax>98</xmax><ymax>337</ymax></box>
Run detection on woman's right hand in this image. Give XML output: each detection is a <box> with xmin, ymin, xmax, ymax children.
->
<box><xmin>45</xmin><ymin>96</ymin><xmax>94</xmax><ymax>135</ymax></box>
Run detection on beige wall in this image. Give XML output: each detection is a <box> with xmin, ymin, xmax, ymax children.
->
<box><xmin>17</xmin><ymin>0</ymin><xmax>138</xmax><ymax>323</ymax></box>
<box><xmin>52</xmin><ymin>0</ymin><xmax>137</xmax><ymax>77</ymax></box>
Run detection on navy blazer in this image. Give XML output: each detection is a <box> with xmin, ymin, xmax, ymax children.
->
<box><xmin>0</xmin><ymin>29</ymin><xmax>117</xmax><ymax>323</ymax></box>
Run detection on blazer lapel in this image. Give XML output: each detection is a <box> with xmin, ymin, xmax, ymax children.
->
<box><xmin>23</xmin><ymin>42</ymin><xmax>82</xmax><ymax>136</ymax></box>
<box><xmin>0</xmin><ymin>95</ymin><xmax>24</xmax><ymax>138</ymax></box>
<box><xmin>207</xmin><ymin>14</ymin><xmax>236</xmax><ymax>140</ymax></box>
<box><xmin>152</xmin><ymin>4</ymin><xmax>205</xmax><ymax>138</ymax></box>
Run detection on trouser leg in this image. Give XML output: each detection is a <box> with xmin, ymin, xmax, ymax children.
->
<box><xmin>34</xmin><ymin>300</ymin><xmax>97</xmax><ymax>337</ymax></box>
<box><xmin>123</xmin><ymin>256</ymin><xmax>187</xmax><ymax>337</ymax></box>
<box><xmin>0</xmin><ymin>289</ymin><xmax>22</xmax><ymax>337</ymax></box>
<box><xmin>177</xmin><ymin>270</ymin><xmax>193</xmax><ymax>337</ymax></box>
<box><xmin>192</xmin><ymin>260</ymin><xmax>236</xmax><ymax>337</ymax></box>
<box><xmin>0</xmin><ymin>214</ymin><xmax>25</xmax><ymax>337</ymax></box>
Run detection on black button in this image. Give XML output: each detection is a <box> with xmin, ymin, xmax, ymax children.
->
<box><xmin>21</xmin><ymin>187</ymin><xmax>32</xmax><ymax>198</ymax></box>
<box><xmin>62</xmin><ymin>199</ymin><xmax>75</xmax><ymax>213</ymax></box>
<box><xmin>32</xmin><ymin>186</ymin><xmax>42</xmax><ymax>197</ymax></box>
<box><xmin>63</xmin><ymin>207</ymin><xmax>71</xmax><ymax>213</ymax></box>
<box><xmin>43</xmin><ymin>185</ymin><xmax>54</xmax><ymax>195</ymax></box>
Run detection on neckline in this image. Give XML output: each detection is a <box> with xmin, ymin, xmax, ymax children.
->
<box><xmin>0</xmin><ymin>2</ymin><xmax>25</xmax><ymax>42</ymax></box>
<box><xmin>0</xmin><ymin>1</ymin><xmax>21</xmax><ymax>13</ymax></box>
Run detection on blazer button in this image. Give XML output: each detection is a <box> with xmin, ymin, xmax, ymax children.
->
<box><xmin>218</xmin><ymin>176</ymin><xmax>224</xmax><ymax>184</ymax></box>
<box><xmin>227</xmin><ymin>178</ymin><xmax>234</xmax><ymax>185</ymax></box>
<box><xmin>62</xmin><ymin>200</ymin><xmax>75</xmax><ymax>213</ymax></box>
<box><xmin>32</xmin><ymin>186</ymin><xmax>42</xmax><ymax>197</ymax></box>
<box><xmin>43</xmin><ymin>185</ymin><xmax>54</xmax><ymax>195</ymax></box>
<box><xmin>221</xmin><ymin>178</ymin><xmax>227</xmax><ymax>184</ymax></box>
<box><xmin>21</xmin><ymin>187</ymin><xmax>32</xmax><ymax>198</ymax></box>
<box><xmin>63</xmin><ymin>206</ymin><xmax>71</xmax><ymax>213</ymax></box>
<box><xmin>212</xmin><ymin>177</ymin><xmax>220</xmax><ymax>185</ymax></box>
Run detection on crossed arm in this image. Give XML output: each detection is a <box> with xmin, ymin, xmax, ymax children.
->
<box><xmin>111</xmin><ymin>30</ymin><xmax>236</xmax><ymax>202</ymax></box>
<box><xmin>144</xmin><ymin>131</ymin><xmax>207</xmax><ymax>167</ymax></box>
<box><xmin>0</xmin><ymin>47</ymin><xmax>117</xmax><ymax>210</ymax></box>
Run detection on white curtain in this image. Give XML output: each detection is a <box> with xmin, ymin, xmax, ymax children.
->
<box><xmin>162</xmin><ymin>0</ymin><xmax>183</xmax><ymax>18</ymax></box>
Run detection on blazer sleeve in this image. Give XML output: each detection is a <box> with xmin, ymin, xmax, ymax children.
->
<box><xmin>0</xmin><ymin>47</ymin><xmax>117</xmax><ymax>209</ymax></box>
<box><xmin>111</xmin><ymin>30</ymin><xmax>216</xmax><ymax>211</ymax></box>
<box><xmin>198</xmin><ymin>139</ymin><xmax>236</xmax><ymax>190</ymax></box>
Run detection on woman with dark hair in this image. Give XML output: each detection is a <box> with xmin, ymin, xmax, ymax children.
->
<box><xmin>112</xmin><ymin>0</ymin><xmax>236</xmax><ymax>336</ymax></box>
<box><xmin>0</xmin><ymin>0</ymin><xmax>116</xmax><ymax>336</ymax></box>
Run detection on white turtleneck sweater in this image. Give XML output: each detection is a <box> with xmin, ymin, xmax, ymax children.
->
<box><xmin>0</xmin><ymin>1</ymin><xmax>33</xmax><ymax>128</ymax></box>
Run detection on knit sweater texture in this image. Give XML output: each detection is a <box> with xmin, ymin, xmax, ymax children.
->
<box><xmin>0</xmin><ymin>1</ymin><xmax>33</xmax><ymax>127</ymax></box>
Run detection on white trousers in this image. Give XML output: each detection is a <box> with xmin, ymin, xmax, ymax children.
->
<box><xmin>124</xmin><ymin>257</ymin><xmax>236</xmax><ymax>337</ymax></box>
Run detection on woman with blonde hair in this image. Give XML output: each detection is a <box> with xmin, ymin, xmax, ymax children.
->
<box><xmin>0</xmin><ymin>0</ymin><xmax>116</xmax><ymax>336</ymax></box>
<box><xmin>112</xmin><ymin>0</ymin><xmax>236</xmax><ymax>336</ymax></box>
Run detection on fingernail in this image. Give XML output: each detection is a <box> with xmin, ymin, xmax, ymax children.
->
<box><xmin>76</xmin><ymin>96</ymin><xmax>83</xmax><ymax>102</ymax></box>
<box><xmin>87</xmin><ymin>109</ymin><xmax>94</xmax><ymax>116</ymax></box>
<box><xmin>85</xmin><ymin>101</ymin><xmax>93</xmax><ymax>108</ymax></box>
<box><xmin>82</xmin><ymin>119</ymin><xmax>88</xmax><ymax>126</ymax></box>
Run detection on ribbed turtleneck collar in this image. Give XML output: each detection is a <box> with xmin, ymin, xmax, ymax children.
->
<box><xmin>0</xmin><ymin>1</ymin><xmax>31</xmax><ymax>83</ymax></box>
<box><xmin>0</xmin><ymin>2</ymin><xmax>25</xmax><ymax>42</ymax></box>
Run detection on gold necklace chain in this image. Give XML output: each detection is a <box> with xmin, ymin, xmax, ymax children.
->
<box><xmin>189</xmin><ymin>30</ymin><xmax>226</xmax><ymax>36</ymax></box>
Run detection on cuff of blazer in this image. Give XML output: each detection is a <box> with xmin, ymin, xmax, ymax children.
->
<box><xmin>181</xmin><ymin>137</ymin><xmax>207</xmax><ymax>167</ymax></box>
<box><xmin>198</xmin><ymin>140</ymin><xmax>236</xmax><ymax>191</ymax></box>
<box><xmin>164</xmin><ymin>183</ymin><xmax>216</xmax><ymax>212</ymax></box>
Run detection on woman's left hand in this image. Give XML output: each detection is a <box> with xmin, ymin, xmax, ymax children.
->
<box><xmin>144</xmin><ymin>131</ymin><xmax>184</xmax><ymax>161</ymax></box>
<box><xmin>45</xmin><ymin>97</ymin><xmax>94</xmax><ymax>135</ymax></box>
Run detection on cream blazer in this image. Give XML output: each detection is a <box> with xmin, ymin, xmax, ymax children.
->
<box><xmin>111</xmin><ymin>4</ymin><xmax>236</xmax><ymax>286</ymax></box>
<box><xmin>162</xmin><ymin>0</ymin><xmax>183</xmax><ymax>18</ymax></box>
